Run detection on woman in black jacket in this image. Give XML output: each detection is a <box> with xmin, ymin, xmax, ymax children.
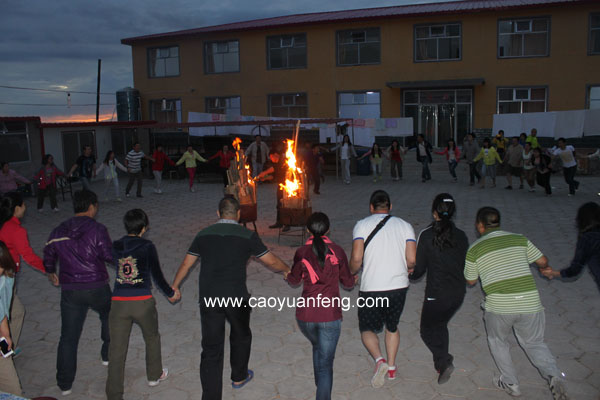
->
<box><xmin>410</xmin><ymin>193</ymin><xmax>469</xmax><ymax>385</ymax></box>
<box><xmin>542</xmin><ymin>202</ymin><xmax>600</xmax><ymax>292</ymax></box>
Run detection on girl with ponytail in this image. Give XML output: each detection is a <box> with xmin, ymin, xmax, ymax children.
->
<box><xmin>410</xmin><ymin>193</ymin><xmax>469</xmax><ymax>385</ymax></box>
<box><xmin>286</xmin><ymin>212</ymin><xmax>356</xmax><ymax>400</ymax></box>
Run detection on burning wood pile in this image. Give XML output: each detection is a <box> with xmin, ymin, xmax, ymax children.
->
<box><xmin>279</xmin><ymin>122</ymin><xmax>312</xmax><ymax>227</ymax></box>
<box><xmin>226</xmin><ymin>137</ymin><xmax>257</xmax><ymax>223</ymax></box>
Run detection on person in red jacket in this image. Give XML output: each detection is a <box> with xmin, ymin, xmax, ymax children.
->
<box><xmin>0</xmin><ymin>191</ymin><xmax>49</xmax><ymax>366</ymax></box>
<box><xmin>151</xmin><ymin>144</ymin><xmax>176</xmax><ymax>194</ymax></box>
<box><xmin>33</xmin><ymin>154</ymin><xmax>65</xmax><ymax>212</ymax></box>
<box><xmin>208</xmin><ymin>144</ymin><xmax>236</xmax><ymax>187</ymax></box>
<box><xmin>435</xmin><ymin>139</ymin><xmax>461</xmax><ymax>183</ymax></box>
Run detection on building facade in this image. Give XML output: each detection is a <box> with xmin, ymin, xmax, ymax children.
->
<box><xmin>122</xmin><ymin>0</ymin><xmax>600</xmax><ymax>146</ymax></box>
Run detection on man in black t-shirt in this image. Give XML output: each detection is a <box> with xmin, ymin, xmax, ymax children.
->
<box><xmin>171</xmin><ymin>197</ymin><xmax>289</xmax><ymax>400</ymax></box>
<box><xmin>68</xmin><ymin>145</ymin><xmax>96</xmax><ymax>191</ymax></box>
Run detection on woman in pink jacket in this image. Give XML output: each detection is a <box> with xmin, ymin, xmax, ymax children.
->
<box><xmin>435</xmin><ymin>139</ymin><xmax>461</xmax><ymax>183</ymax></box>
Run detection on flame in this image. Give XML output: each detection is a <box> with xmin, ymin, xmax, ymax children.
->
<box><xmin>232</xmin><ymin>137</ymin><xmax>242</xmax><ymax>162</ymax></box>
<box><xmin>245</xmin><ymin>164</ymin><xmax>253</xmax><ymax>185</ymax></box>
<box><xmin>279</xmin><ymin>139</ymin><xmax>302</xmax><ymax>198</ymax></box>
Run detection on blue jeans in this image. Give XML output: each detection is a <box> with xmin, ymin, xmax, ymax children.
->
<box><xmin>57</xmin><ymin>285</ymin><xmax>111</xmax><ymax>391</ymax></box>
<box><xmin>297</xmin><ymin>319</ymin><xmax>341</xmax><ymax>400</ymax></box>
<box><xmin>421</xmin><ymin>160</ymin><xmax>431</xmax><ymax>180</ymax></box>
<box><xmin>448</xmin><ymin>160</ymin><xmax>457</xmax><ymax>179</ymax></box>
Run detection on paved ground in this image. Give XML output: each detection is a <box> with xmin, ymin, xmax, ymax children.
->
<box><xmin>12</xmin><ymin>156</ymin><xmax>600</xmax><ymax>400</ymax></box>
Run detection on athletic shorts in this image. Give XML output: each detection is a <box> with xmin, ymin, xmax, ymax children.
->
<box><xmin>358</xmin><ymin>288</ymin><xmax>408</xmax><ymax>334</ymax></box>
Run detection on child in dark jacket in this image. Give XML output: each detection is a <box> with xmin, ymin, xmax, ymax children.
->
<box><xmin>106</xmin><ymin>209</ymin><xmax>180</xmax><ymax>400</ymax></box>
<box><xmin>286</xmin><ymin>212</ymin><xmax>355</xmax><ymax>400</ymax></box>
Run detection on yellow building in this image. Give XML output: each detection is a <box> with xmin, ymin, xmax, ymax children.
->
<box><xmin>122</xmin><ymin>0</ymin><xmax>600</xmax><ymax>146</ymax></box>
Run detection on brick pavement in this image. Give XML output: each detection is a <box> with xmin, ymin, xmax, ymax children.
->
<box><xmin>11</xmin><ymin>156</ymin><xmax>600</xmax><ymax>399</ymax></box>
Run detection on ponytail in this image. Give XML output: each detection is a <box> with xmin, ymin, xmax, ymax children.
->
<box><xmin>431</xmin><ymin>193</ymin><xmax>456</xmax><ymax>250</ymax></box>
<box><xmin>306</xmin><ymin>212</ymin><xmax>330</xmax><ymax>266</ymax></box>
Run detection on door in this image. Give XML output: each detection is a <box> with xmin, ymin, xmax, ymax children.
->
<box><xmin>61</xmin><ymin>131</ymin><xmax>96</xmax><ymax>172</ymax></box>
<box><xmin>418</xmin><ymin>105</ymin><xmax>437</xmax><ymax>146</ymax></box>
<box><xmin>437</xmin><ymin>104</ymin><xmax>455</xmax><ymax>147</ymax></box>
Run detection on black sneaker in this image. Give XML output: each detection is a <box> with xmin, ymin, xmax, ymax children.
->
<box><xmin>505</xmin><ymin>186</ymin><xmax>513</xmax><ymax>190</ymax></box>
<box><xmin>438</xmin><ymin>364</ymin><xmax>455</xmax><ymax>385</ymax></box>
<box><xmin>136</xmin><ymin>194</ymin><xmax>143</xmax><ymax>198</ymax></box>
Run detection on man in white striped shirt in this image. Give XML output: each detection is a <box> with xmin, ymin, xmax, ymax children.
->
<box><xmin>125</xmin><ymin>143</ymin><xmax>154</xmax><ymax>198</ymax></box>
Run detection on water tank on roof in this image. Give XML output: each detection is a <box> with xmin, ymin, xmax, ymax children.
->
<box><xmin>116</xmin><ymin>87</ymin><xmax>140</xmax><ymax>121</ymax></box>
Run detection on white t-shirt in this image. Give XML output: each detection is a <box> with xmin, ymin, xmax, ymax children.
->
<box><xmin>552</xmin><ymin>146</ymin><xmax>577</xmax><ymax>168</ymax></box>
<box><xmin>341</xmin><ymin>144</ymin><xmax>349</xmax><ymax>160</ymax></box>
<box><xmin>353</xmin><ymin>214</ymin><xmax>416</xmax><ymax>292</ymax></box>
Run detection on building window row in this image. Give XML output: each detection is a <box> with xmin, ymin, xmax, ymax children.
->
<box><xmin>147</xmin><ymin>13</ymin><xmax>599</xmax><ymax>77</ymax></box>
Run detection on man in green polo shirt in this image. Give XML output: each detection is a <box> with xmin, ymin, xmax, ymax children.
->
<box><xmin>464</xmin><ymin>207</ymin><xmax>568</xmax><ymax>400</ymax></box>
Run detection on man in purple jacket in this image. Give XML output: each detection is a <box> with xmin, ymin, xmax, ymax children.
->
<box><xmin>43</xmin><ymin>189</ymin><xmax>113</xmax><ymax>396</ymax></box>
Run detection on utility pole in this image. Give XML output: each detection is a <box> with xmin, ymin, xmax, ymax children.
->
<box><xmin>96</xmin><ymin>59</ymin><xmax>101</xmax><ymax>122</ymax></box>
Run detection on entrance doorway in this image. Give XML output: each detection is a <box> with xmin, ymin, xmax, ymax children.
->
<box><xmin>404</xmin><ymin>89</ymin><xmax>472</xmax><ymax>147</ymax></box>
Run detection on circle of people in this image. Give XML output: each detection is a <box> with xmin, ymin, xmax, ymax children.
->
<box><xmin>1</xmin><ymin>182</ymin><xmax>597</xmax><ymax>400</ymax></box>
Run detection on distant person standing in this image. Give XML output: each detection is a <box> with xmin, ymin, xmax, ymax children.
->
<box><xmin>358</xmin><ymin>143</ymin><xmax>386</xmax><ymax>183</ymax></box>
<box><xmin>151</xmin><ymin>144</ymin><xmax>176</xmax><ymax>194</ymax></box>
<box><xmin>305</xmin><ymin>144</ymin><xmax>324</xmax><ymax>194</ymax></box>
<box><xmin>416</xmin><ymin>134</ymin><xmax>433</xmax><ymax>183</ymax></box>
<box><xmin>125</xmin><ymin>143</ymin><xmax>154</xmax><ymax>198</ymax></box>
<box><xmin>330</xmin><ymin>134</ymin><xmax>357</xmax><ymax>185</ymax></box>
<box><xmin>259</xmin><ymin>150</ymin><xmax>290</xmax><ymax>232</ymax></box>
<box><xmin>0</xmin><ymin>162</ymin><xmax>31</xmax><ymax>196</ymax></box>
<box><xmin>435</xmin><ymin>139</ymin><xmax>460</xmax><ymax>183</ymax></box>
<box><xmin>504</xmin><ymin>137</ymin><xmax>524</xmax><ymax>190</ymax></box>
<box><xmin>473</xmin><ymin>139</ymin><xmax>502</xmax><ymax>189</ymax></box>
<box><xmin>245</xmin><ymin>135</ymin><xmax>269</xmax><ymax>178</ymax></box>
<box><xmin>208</xmin><ymin>144</ymin><xmax>236</xmax><ymax>187</ymax></box>
<box><xmin>350</xmin><ymin>190</ymin><xmax>416</xmax><ymax>388</ymax></box>
<box><xmin>34</xmin><ymin>154</ymin><xmax>65</xmax><ymax>212</ymax></box>
<box><xmin>522</xmin><ymin>142</ymin><xmax>536</xmax><ymax>192</ymax></box>
<box><xmin>462</xmin><ymin>133</ymin><xmax>481</xmax><ymax>186</ymax></box>
<box><xmin>410</xmin><ymin>194</ymin><xmax>468</xmax><ymax>385</ymax></box>
<box><xmin>551</xmin><ymin>138</ymin><xmax>579</xmax><ymax>196</ymax></box>
<box><xmin>492</xmin><ymin>130</ymin><xmax>509</xmax><ymax>161</ymax></box>
<box><xmin>533</xmin><ymin>147</ymin><xmax>552</xmax><ymax>196</ymax></box>
<box><xmin>526</xmin><ymin>128</ymin><xmax>540</xmax><ymax>149</ymax></box>
<box><xmin>43</xmin><ymin>190</ymin><xmax>113</xmax><ymax>396</ymax></box>
<box><xmin>176</xmin><ymin>145</ymin><xmax>207</xmax><ymax>193</ymax></box>
<box><xmin>171</xmin><ymin>197</ymin><xmax>290</xmax><ymax>400</ymax></box>
<box><xmin>68</xmin><ymin>145</ymin><xmax>96</xmax><ymax>191</ymax></box>
<box><xmin>387</xmin><ymin>140</ymin><xmax>406</xmax><ymax>181</ymax></box>
<box><xmin>465</xmin><ymin>207</ymin><xmax>568</xmax><ymax>400</ymax></box>
<box><xmin>95</xmin><ymin>151</ymin><xmax>127</xmax><ymax>202</ymax></box>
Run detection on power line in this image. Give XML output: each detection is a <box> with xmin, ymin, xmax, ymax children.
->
<box><xmin>0</xmin><ymin>102</ymin><xmax>115</xmax><ymax>107</ymax></box>
<box><xmin>0</xmin><ymin>84</ymin><xmax>114</xmax><ymax>95</ymax></box>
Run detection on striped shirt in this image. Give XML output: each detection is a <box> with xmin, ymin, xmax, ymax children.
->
<box><xmin>464</xmin><ymin>229</ymin><xmax>543</xmax><ymax>314</ymax></box>
<box><xmin>126</xmin><ymin>150</ymin><xmax>145</xmax><ymax>173</ymax></box>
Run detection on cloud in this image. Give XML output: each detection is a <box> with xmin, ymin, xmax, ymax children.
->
<box><xmin>0</xmin><ymin>0</ymin><xmax>442</xmax><ymax>119</ymax></box>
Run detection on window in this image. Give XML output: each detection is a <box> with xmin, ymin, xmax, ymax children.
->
<box><xmin>497</xmin><ymin>87</ymin><xmax>546</xmax><ymax>113</ymax></box>
<box><xmin>590</xmin><ymin>13</ymin><xmax>600</xmax><ymax>54</ymax></box>
<box><xmin>415</xmin><ymin>23</ymin><xmax>461</xmax><ymax>61</ymax></box>
<box><xmin>147</xmin><ymin>46</ymin><xmax>179</xmax><ymax>77</ymax></box>
<box><xmin>337</xmin><ymin>28</ymin><xmax>380</xmax><ymax>65</ymax></box>
<box><xmin>338</xmin><ymin>91</ymin><xmax>380</xmax><ymax>118</ymax></box>
<box><xmin>205</xmin><ymin>96</ymin><xmax>241</xmax><ymax>116</ymax></box>
<box><xmin>498</xmin><ymin>18</ymin><xmax>549</xmax><ymax>57</ymax></box>
<box><xmin>149</xmin><ymin>99</ymin><xmax>182</xmax><ymax>124</ymax></box>
<box><xmin>204</xmin><ymin>40</ymin><xmax>239</xmax><ymax>73</ymax></box>
<box><xmin>268</xmin><ymin>93</ymin><xmax>308</xmax><ymax>117</ymax></box>
<box><xmin>589</xmin><ymin>86</ymin><xmax>600</xmax><ymax>109</ymax></box>
<box><xmin>267</xmin><ymin>34</ymin><xmax>307</xmax><ymax>69</ymax></box>
<box><xmin>0</xmin><ymin>121</ymin><xmax>30</xmax><ymax>163</ymax></box>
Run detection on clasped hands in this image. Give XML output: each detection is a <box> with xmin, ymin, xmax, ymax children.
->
<box><xmin>168</xmin><ymin>287</ymin><xmax>181</xmax><ymax>303</ymax></box>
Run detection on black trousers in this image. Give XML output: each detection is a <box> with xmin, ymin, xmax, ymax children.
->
<box><xmin>468</xmin><ymin>162</ymin><xmax>481</xmax><ymax>184</ymax></box>
<box><xmin>57</xmin><ymin>285</ymin><xmax>111</xmax><ymax>391</ymax></box>
<box><xmin>125</xmin><ymin>171</ymin><xmax>143</xmax><ymax>195</ymax></box>
<box><xmin>419</xmin><ymin>293</ymin><xmax>464</xmax><ymax>372</ymax></box>
<box><xmin>37</xmin><ymin>185</ymin><xmax>57</xmax><ymax>209</ymax></box>
<box><xmin>536</xmin><ymin>171</ymin><xmax>552</xmax><ymax>195</ymax></box>
<box><xmin>310</xmin><ymin>169</ymin><xmax>320</xmax><ymax>193</ymax></box>
<box><xmin>199</xmin><ymin>301</ymin><xmax>252</xmax><ymax>400</ymax></box>
<box><xmin>563</xmin><ymin>165</ymin><xmax>579</xmax><ymax>195</ymax></box>
<box><xmin>220</xmin><ymin>167</ymin><xmax>229</xmax><ymax>187</ymax></box>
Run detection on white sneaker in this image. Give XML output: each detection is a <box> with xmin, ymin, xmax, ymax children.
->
<box><xmin>53</xmin><ymin>207</ymin><xmax>59</xmax><ymax>212</ymax></box>
<box><xmin>190</xmin><ymin>187</ymin><xmax>195</xmax><ymax>193</ymax></box>
<box><xmin>493</xmin><ymin>376</ymin><xmax>521</xmax><ymax>397</ymax></box>
<box><xmin>157</xmin><ymin>189</ymin><xmax>163</xmax><ymax>194</ymax></box>
<box><xmin>371</xmin><ymin>359</ymin><xmax>388</xmax><ymax>388</ymax></box>
<box><xmin>549</xmin><ymin>376</ymin><xmax>569</xmax><ymax>400</ymax></box>
<box><xmin>148</xmin><ymin>368</ymin><xmax>168</xmax><ymax>387</ymax></box>
<box><xmin>61</xmin><ymin>389</ymin><xmax>72</xmax><ymax>396</ymax></box>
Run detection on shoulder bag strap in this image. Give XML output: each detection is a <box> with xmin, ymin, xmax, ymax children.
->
<box><xmin>364</xmin><ymin>215</ymin><xmax>392</xmax><ymax>250</ymax></box>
